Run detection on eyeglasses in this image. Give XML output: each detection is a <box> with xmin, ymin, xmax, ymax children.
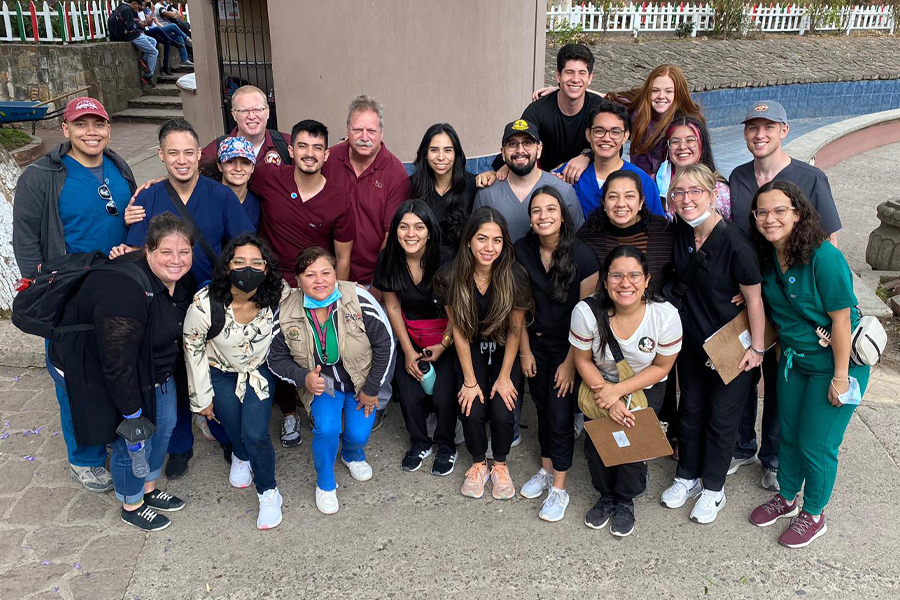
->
<box><xmin>590</xmin><ymin>127</ymin><xmax>625</xmax><ymax>140</ymax></box>
<box><xmin>669</xmin><ymin>188</ymin><xmax>707</xmax><ymax>201</ymax></box>
<box><xmin>503</xmin><ymin>139</ymin><xmax>536</xmax><ymax>151</ymax></box>
<box><xmin>98</xmin><ymin>183</ymin><xmax>118</xmax><ymax>216</ymax></box>
<box><xmin>230</xmin><ymin>258</ymin><xmax>267</xmax><ymax>271</ymax></box>
<box><xmin>608</xmin><ymin>271</ymin><xmax>645</xmax><ymax>284</ymax></box>
<box><xmin>232</xmin><ymin>107</ymin><xmax>268</xmax><ymax>116</ymax></box>
<box><xmin>667</xmin><ymin>136</ymin><xmax>699</xmax><ymax>149</ymax></box>
<box><xmin>753</xmin><ymin>206</ymin><xmax>796</xmax><ymax>220</ymax></box>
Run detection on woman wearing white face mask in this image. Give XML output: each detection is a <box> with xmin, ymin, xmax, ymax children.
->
<box><xmin>659</xmin><ymin>164</ymin><xmax>766</xmax><ymax>525</ymax></box>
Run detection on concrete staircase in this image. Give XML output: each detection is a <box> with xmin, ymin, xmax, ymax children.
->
<box><xmin>113</xmin><ymin>66</ymin><xmax>192</xmax><ymax>124</ymax></box>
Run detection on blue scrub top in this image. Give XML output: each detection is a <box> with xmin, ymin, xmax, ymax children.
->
<box><xmin>125</xmin><ymin>176</ymin><xmax>254</xmax><ymax>285</ymax></box>
<box><xmin>560</xmin><ymin>159</ymin><xmax>664</xmax><ymax>219</ymax></box>
<box><xmin>58</xmin><ymin>155</ymin><xmax>129</xmax><ymax>255</ymax></box>
<box><xmin>242</xmin><ymin>188</ymin><xmax>261</xmax><ymax>231</ymax></box>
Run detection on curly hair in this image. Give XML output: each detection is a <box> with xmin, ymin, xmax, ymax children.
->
<box><xmin>209</xmin><ymin>234</ymin><xmax>283</xmax><ymax>311</ymax></box>
<box><xmin>583</xmin><ymin>169</ymin><xmax>651</xmax><ymax>233</ymax></box>
<box><xmin>525</xmin><ymin>186</ymin><xmax>576</xmax><ymax>304</ymax></box>
<box><xmin>749</xmin><ymin>180</ymin><xmax>828</xmax><ymax>272</ymax></box>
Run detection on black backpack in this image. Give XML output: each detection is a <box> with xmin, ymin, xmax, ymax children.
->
<box><xmin>107</xmin><ymin>4</ymin><xmax>136</xmax><ymax>42</ymax></box>
<box><xmin>216</xmin><ymin>130</ymin><xmax>292</xmax><ymax>166</ymax></box>
<box><xmin>12</xmin><ymin>252</ymin><xmax>154</xmax><ymax>339</ymax></box>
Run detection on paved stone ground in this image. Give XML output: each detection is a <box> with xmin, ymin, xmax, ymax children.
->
<box><xmin>546</xmin><ymin>38</ymin><xmax>900</xmax><ymax>93</ymax></box>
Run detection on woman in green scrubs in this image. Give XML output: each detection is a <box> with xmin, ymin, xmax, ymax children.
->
<box><xmin>747</xmin><ymin>180</ymin><xmax>869</xmax><ymax>549</ymax></box>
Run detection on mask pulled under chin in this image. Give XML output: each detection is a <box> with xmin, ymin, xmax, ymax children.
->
<box><xmin>303</xmin><ymin>287</ymin><xmax>342</xmax><ymax>309</ymax></box>
<box><xmin>229</xmin><ymin>267</ymin><xmax>266</xmax><ymax>293</ymax></box>
<box><xmin>685</xmin><ymin>209</ymin><xmax>713</xmax><ymax>229</ymax></box>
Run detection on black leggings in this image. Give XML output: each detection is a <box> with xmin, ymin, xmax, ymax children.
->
<box><xmin>395</xmin><ymin>347</ymin><xmax>458</xmax><ymax>454</ymax></box>
<box><xmin>457</xmin><ymin>340</ymin><xmax>520</xmax><ymax>463</ymax></box>
<box><xmin>584</xmin><ymin>381</ymin><xmax>665</xmax><ymax>502</ymax></box>
<box><xmin>676</xmin><ymin>346</ymin><xmax>754</xmax><ymax>492</ymax></box>
<box><xmin>529</xmin><ymin>335</ymin><xmax>577</xmax><ymax>472</ymax></box>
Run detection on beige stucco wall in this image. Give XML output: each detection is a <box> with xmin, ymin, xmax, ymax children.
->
<box><xmin>184</xmin><ymin>0</ymin><xmax>225</xmax><ymax>145</ymax></box>
<box><xmin>188</xmin><ymin>0</ymin><xmax>547</xmax><ymax>162</ymax></box>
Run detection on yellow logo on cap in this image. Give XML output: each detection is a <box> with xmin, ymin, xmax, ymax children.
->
<box><xmin>512</xmin><ymin>120</ymin><xmax>529</xmax><ymax>131</ymax></box>
<box><xmin>755</xmin><ymin>103</ymin><xmax>769</xmax><ymax>112</ymax></box>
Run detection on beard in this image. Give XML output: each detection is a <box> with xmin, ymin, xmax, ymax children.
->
<box><xmin>506</xmin><ymin>155</ymin><xmax>537</xmax><ymax>177</ymax></box>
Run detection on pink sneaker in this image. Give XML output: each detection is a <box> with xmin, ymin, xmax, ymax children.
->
<box><xmin>779</xmin><ymin>511</ymin><xmax>827</xmax><ymax>548</ymax></box>
<box><xmin>461</xmin><ymin>462</ymin><xmax>489</xmax><ymax>498</ymax></box>
<box><xmin>750</xmin><ymin>494</ymin><xmax>799</xmax><ymax>527</ymax></box>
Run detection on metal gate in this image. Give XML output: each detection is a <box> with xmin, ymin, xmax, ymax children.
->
<box><xmin>211</xmin><ymin>0</ymin><xmax>279</xmax><ymax>132</ymax></box>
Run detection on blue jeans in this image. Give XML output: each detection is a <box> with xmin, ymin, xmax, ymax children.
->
<box><xmin>210</xmin><ymin>366</ymin><xmax>277</xmax><ymax>494</ymax></box>
<box><xmin>110</xmin><ymin>378</ymin><xmax>177</xmax><ymax>504</ymax></box>
<box><xmin>45</xmin><ymin>341</ymin><xmax>107</xmax><ymax>468</ymax></box>
<box><xmin>131</xmin><ymin>33</ymin><xmax>158</xmax><ymax>77</ymax></box>
<box><xmin>310</xmin><ymin>389</ymin><xmax>375</xmax><ymax>491</ymax></box>
<box><xmin>147</xmin><ymin>24</ymin><xmax>189</xmax><ymax>64</ymax></box>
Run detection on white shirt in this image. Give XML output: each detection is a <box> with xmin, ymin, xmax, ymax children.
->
<box><xmin>569</xmin><ymin>299</ymin><xmax>683</xmax><ymax>387</ymax></box>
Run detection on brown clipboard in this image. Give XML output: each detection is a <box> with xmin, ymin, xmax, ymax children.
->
<box><xmin>702</xmin><ymin>309</ymin><xmax>778</xmax><ymax>385</ymax></box>
<box><xmin>584</xmin><ymin>409</ymin><xmax>673</xmax><ymax>467</ymax></box>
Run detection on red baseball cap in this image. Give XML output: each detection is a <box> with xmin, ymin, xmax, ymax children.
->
<box><xmin>63</xmin><ymin>97</ymin><xmax>109</xmax><ymax>122</ymax></box>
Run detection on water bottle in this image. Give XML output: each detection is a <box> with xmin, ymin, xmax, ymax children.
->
<box><xmin>418</xmin><ymin>360</ymin><xmax>436</xmax><ymax>395</ymax></box>
<box><xmin>128</xmin><ymin>441</ymin><xmax>149</xmax><ymax>478</ymax></box>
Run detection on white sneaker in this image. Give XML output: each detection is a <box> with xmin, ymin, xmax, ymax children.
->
<box><xmin>194</xmin><ymin>414</ymin><xmax>215</xmax><ymax>441</ymax></box>
<box><xmin>539</xmin><ymin>487</ymin><xmax>570</xmax><ymax>522</ymax></box>
<box><xmin>315</xmin><ymin>486</ymin><xmax>339</xmax><ymax>515</ymax></box>
<box><xmin>520</xmin><ymin>468</ymin><xmax>552</xmax><ymax>499</ymax></box>
<box><xmin>341</xmin><ymin>457</ymin><xmax>373</xmax><ymax>481</ymax></box>
<box><xmin>660</xmin><ymin>477</ymin><xmax>702</xmax><ymax>509</ymax></box>
<box><xmin>229</xmin><ymin>455</ymin><xmax>252</xmax><ymax>488</ymax></box>
<box><xmin>690</xmin><ymin>488</ymin><xmax>726</xmax><ymax>524</ymax></box>
<box><xmin>727</xmin><ymin>455</ymin><xmax>758</xmax><ymax>475</ymax></box>
<box><xmin>257</xmin><ymin>488</ymin><xmax>283</xmax><ymax>530</ymax></box>
<box><xmin>511</xmin><ymin>434</ymin><xmax>521</xmax><ymax>448</ymax></box>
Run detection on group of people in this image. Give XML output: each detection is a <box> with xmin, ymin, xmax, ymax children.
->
<box><xmin>12</xmin><ymin>43</ymin><xmax>867</xmax><ymax>550</ymax></box>
<box><xmin>109</xmin><ymin>0</ymin><xmax>194</xmax><ymax>87</ymax></box>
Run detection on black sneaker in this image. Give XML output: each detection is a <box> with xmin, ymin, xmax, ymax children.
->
<box><xmin>161</xmin><ymin>67</ymin><xmax>174</xmax><ymax>76</ymax></box>
<box><xmin>164</xmin><ymin>449</ymin><xmax>193</xmax><ymax>480</ymax></box>
<box><xmin>371</xmin><ymin>407</ymin><xmax>387</xmax><ymax>432</ymax></box>
<box><xmin>401</xmin><ymin>447</ymin><xmax>432</xmax><ymax>472</ymax></box>
<box><xmin>431</xmin><ymin>450</ymin><xmax>457</xmax><ymax>477</ymax></box>
<box><xmin>121</xmin><ymin>505</ymin><xmax>171</xmax><ymax>532</ymax></box>
<box><xmin>584</xmin><ymin>497</ymin><xmax>615</xmax><ymax>530</ymax></box>
<box><xmin>610</xmin><ymin>502</ymin><xmax>636</xmax><ymax>537</ymax></box>
<box><xmin>144</xmin><ymin>489</ymin><xmax>185</xmax><ymax>512</ymax></box>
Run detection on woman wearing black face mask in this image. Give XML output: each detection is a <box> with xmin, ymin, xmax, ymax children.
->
<box><xmin>183</xmin><ymin>234</ymin><xmax>289</xmax><ymax>530</ymax></box>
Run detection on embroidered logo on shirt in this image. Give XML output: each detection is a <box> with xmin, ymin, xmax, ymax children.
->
<box><xmin>374</xmin><ymin>180</ymin><xmax>383</xmax><ymax>189</ymax></box>
<box><xmin>286</xmin><ymin>326</ymin><xmax>301</xmax><ymax>340</ymax></box>
<box><xmin>638</xmin><ymin>337</ymin><xmax>656</xmax><ymax>353</ymax></box>
<box><xmin>264</xmin><ymin>150</ymin><xmax>282</xmax><ymax>165</ymax></box>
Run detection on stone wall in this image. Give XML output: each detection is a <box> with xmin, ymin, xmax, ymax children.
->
<box><xmin>546</xmin><ymin>37</ymin><xmax>900</xmax><ymax>93</ymax></box>
<box><xmin>0</xmin><ymin>42</ymin><xmax>142</xmax><ymax>126</ymax></box>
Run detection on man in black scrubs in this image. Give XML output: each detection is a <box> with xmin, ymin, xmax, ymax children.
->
<box><xmin>728</xmin><ymin>100</ymin><xmax>842</xmax><ymax>492</ymax></box>
<box><xmin>478</xmin><ymin>44</ymin><xmax>606</xmax><ymax>186</ymax></box>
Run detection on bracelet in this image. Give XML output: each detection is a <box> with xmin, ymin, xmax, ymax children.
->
<box><xmin>519</xmin><ymin>353</ymin><xmax>533</xmax><ymax>359</ymax></box>
<box><xmin>831</xmin><ymin>377</ymin><xmax>850</xmax><ymax>382</ymax></box>
<box><xmin>463</xmin><ymin>381</ymin><xmax>478</xmax><ymax>388</ymax></box>
<box><xmin>439</xmin><ymin>340</ymin><xmax>449</xmax><ymax>349</ymax></box>
<box><xmin>750</xmin><ymin>347</ymin><xmax>765</xmax><ymax>356</ymax></box>
<box><xmin>442</xmin><ymin>334</ymin><xmax>453</xmax><ymax>345</ymax></box>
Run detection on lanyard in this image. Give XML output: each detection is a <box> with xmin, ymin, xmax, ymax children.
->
<box><xmin>310</xmin><ymin>305</ymin><xmax>335</xmax><ymax>363</ymax></box>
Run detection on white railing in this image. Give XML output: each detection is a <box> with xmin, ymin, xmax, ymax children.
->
<box><xmin>547</xmin><ymin>2</ymin><xmax>896</xmax><ymax>36</ymax></box>
<box><xmin>0</xmin><ymin>1</ymin><xmax>189</xmax><ymax>44</ymax></box>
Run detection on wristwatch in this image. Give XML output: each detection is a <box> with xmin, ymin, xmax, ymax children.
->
<box><xmin>580</xmin><ymin>148</ymin><xmax>594</xmax><ymax>160</ymax></box>
<box><xmin>750</xmin><ymin>347</ymin><xmax>765</xmax><ymax>356</ymax></box>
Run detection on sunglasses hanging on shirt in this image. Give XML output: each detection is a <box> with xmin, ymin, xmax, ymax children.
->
<box><xmin>99</xmin><ymin>181</ymin><xmax>118</xmax><ymax>216</ymax></box>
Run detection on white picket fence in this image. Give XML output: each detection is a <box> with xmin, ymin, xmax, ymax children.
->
<box><xmin>547</xmin><ymin>2</ymin><xmax>896</xmax><ymax>36</ymax></box>
<box><xmin>0</xmin><ymin>1</ymin><xmax>189</xmax><ymax>44</ymax></box>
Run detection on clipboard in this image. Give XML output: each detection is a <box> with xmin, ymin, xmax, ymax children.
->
<box><xmin>702</xmin><ymin>309</ymin><xmax>778</xmax><ymax>385</ymax></box>
<box><xmin>584</xmin><ymin>409</ymin><xmax>673</xmax><ymax>467</ymax></box>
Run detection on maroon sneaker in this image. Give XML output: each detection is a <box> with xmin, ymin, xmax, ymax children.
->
<box><xmin>750</xmin><ymin>494</ymin><xmax>799</xmax><ymax>527</ymax></box>
<box><xmin>779</xmin><ymin>511</ymin><xmax>827</xmax><ymax>548</ymax></box>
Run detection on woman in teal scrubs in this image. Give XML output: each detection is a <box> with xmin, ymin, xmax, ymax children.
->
<box><xmin>747</xmin><ymin>180</ymin><xmax>869</xmax><ymax>549</ymax></box>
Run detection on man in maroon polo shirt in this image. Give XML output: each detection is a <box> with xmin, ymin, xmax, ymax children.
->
<box><xmin>249</xmin><ymin>119</ymin><xmax>354</xmax><ymax>285</ymax></box>
<box><xmin>200</xmin><ymin>85</ymin><xmax>292</xmax><ymax>167</ymax></box>
<box><xmin>322</xmin><ymin>95</ymin><xmax>410</xmax><ymax>286</ymax></box>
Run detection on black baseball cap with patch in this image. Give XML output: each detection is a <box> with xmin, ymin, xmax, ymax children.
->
<box><xmin>502</xmin><ymin>119</ymin><xmax>541</xmax><ymax>144</ymax></box>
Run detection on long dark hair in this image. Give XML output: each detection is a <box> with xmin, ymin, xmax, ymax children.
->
<box><xmin>665</xmin><ymin>115</ymin><xmax>718</xmax><ymax>173</ymax></box>
<box><xmin>525</xmin><ymin>186</ymin><xmax>577</xmax><ymax>303</ymax></box>
<box><xmin>749</xmin><ymin>180</ymin><xmax>828</xmax><ymax>272</ymax></box>
<box><xmin>375</xmin><ymin>199</ymin><xmax>444</xmax><ymax>293</ymax></box>
<box><xmin>588</xmin><ymin>245</ymin><xmax>664</xmax><ymax>358</ymax></box>
<box><xmin>410</xmin><ymin>123</ymin><xmax>470</xmax><ymax>249</ymax></box>
<box><xmin>209</xmin><ymin>234</ymin><xmax>283</xmax><ymax>311</ymax></box>
<box><xmin>583</xmin><ymin>170</ymin><xmax>651</xmax><ymax>233</ymax></box>
<box><xmin>448</xmin><ymin>207</ymin><xmax>531</xmax><ymax>344</ymax></box>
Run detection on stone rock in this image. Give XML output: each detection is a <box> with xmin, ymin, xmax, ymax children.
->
<box><xmin>890</xmin><ymin>295</ymin><xmax>900</xmax><ymax>317</ymax></box>
<box><xmin>79</xmin><ymin>534</ymin><xmax>145</xmax><ymax>572</ymax></box>
<box><xmin>0</xmin><ymin>561</ymin><xmax>70</xmax><ymax>598</ymax></box>
<box><xmin>867</xmin><ymin>200</ymin><xmax>900</xmax><ymax>271</ymax></box>
<box><xmin>64</xmin><ymin>489</ymin><xmax>119</xmax><ymax>523</ymax></box>
<box><xmin>25</xmin><ymin>525</ymin><xmax>94</xmax><ymax>562</ymax></box>
<box><xmin>69</xmin><ymin>566</ymin><xmax>135</xmax><ymax>600</ymax></box>
<box><xmin>0</xmin><ymin>528</ymin><xmax>27</xmax><ymax>566</ymax></box>
<box><xmin>0</xmin><ymin>458</ymin><xmax>37</xmax><ymax>494</ymax></box>
<box><xmin>8</xmin><ymin>486</ymin><xmax>78</xmax><ymax>524</ymax></box>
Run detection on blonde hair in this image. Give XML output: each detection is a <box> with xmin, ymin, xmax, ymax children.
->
<box><xmin>231</xmin><ymin>85</ymin><xmax>267</xmax><ymax>107</ymax></box>
<box><xmin>670</xmin><ymin>163</ymin><xmax>720</xmax><ymax>213</ymax></box>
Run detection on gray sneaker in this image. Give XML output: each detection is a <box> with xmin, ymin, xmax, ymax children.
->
<box><xmin>726</xmin><ymin>455</ymin><xmax>758</xmax><ymax>475</ymax></box>
<box><xmin>761</xmin><ymin>467</ymin><xmax>780</xmax><ymax>491</ymax></box>
<box><xmin>70</xmin><ymin>464</ymin><xmax>114</xmax><ymax>493</ymax></box>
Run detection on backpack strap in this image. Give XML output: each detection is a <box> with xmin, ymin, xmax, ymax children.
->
<box><xmin>206</xmin><ymin>297</ymin><xmax>226</xmax><ymax>340</ymax></box>
<box><xmin>582</xmin><ymin>295</ymin><xmax>626</xmax><ymax>363</ymax></box>
<box><xmin>268</xmin><ymin>129</ymin><xmax>292</xmax><ymax>165</ymax></box>
<box><xmin>163</xmin><ymin>180</ymin><xmax>219</xmax><ymax>267</ymax></box>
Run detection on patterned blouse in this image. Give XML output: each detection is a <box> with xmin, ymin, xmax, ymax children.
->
<box><xmin>183</xmin><ymin>282</ymin><xmax>290</xmax><ymax>412</ymax></box>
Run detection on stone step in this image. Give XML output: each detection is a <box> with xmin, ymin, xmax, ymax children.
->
<box><xmin>112</xmin><ymin>107</ymin><xmax>184</xmax><ymax>124</ymax></box>
<box><xmin>144</xmin><ymin>83</ymin><xmax>180</xmax><ymax>97</ymax></box>
<box><xmin>156</xmin><ymin>74</ymin><xmax>181</xmax><ymax>84</ymax></box>
<box><xmin>127</xmin><ymin>95</ymin><xmax>183</xmax><ymax>110</ymax></box>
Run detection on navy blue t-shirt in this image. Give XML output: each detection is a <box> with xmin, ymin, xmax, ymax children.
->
<box><xmin>125</xmin><ymin>176</ymin><xmax>254</xmax><ymax>285</ymax></box>
<box><xmin>242</xmin><ymin>189</ymin><xmax>261</xmax><ymax>231</ymax></box>
<box><xmin>59</xmin><ymin>155</ymin><xmax>129</xmax><ymax>255</ymax></box>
